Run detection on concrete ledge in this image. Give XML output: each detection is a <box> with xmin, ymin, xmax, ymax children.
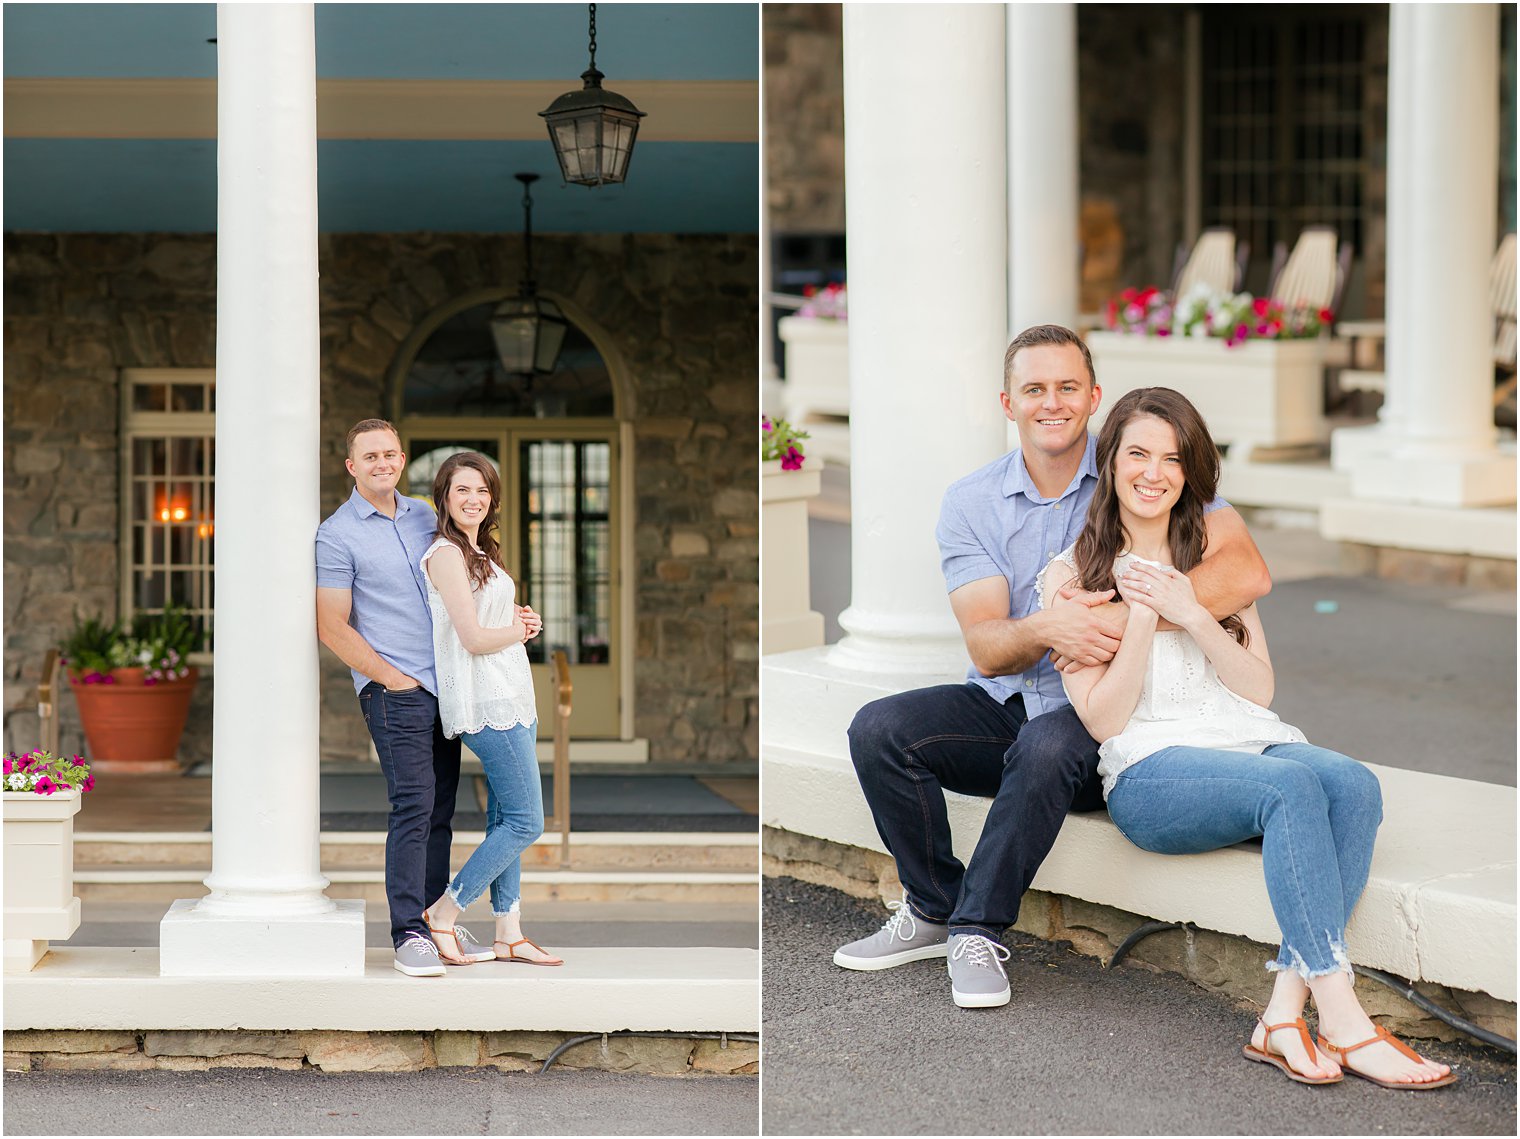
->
<box><xmin>4</xmin><ymin>947</ymin><xmax>759</xmax><ymax>1034</ymax></box>
<box><xmin>761</xmin><ymin>649</ymin><xmax>1517</xmax><ymax>1003</ymax></box>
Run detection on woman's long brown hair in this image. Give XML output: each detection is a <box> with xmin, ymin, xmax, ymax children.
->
<box><xmin>1074</xmin><ymin>387</ymin><xmax>1248</xmax><ymax>645</ymax></box>
<box><xmin>431</xmin><ymin>452</ymin><xmax>508</xmax><ymax>592</ymax></box>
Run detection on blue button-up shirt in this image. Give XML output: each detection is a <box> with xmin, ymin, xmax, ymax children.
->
<box><xmin>936</xmin><ymin>434</ymin><xmax>1225</xmax><ymax>717</ymax></box>
<box><xmin>315</xmin><ymin>488</ymin><xmax>439</xmax><ymax>696</ymax></box>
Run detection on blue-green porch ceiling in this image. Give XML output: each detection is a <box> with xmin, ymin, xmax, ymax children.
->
<box><xmin>3</xmin><ymin>4</ymin><xmax>758</xmax><ymax>81</ymax></box>
<box><xmin>3</xmin><ymin>3</ymin><xmax>759</xmax><ymax>234</ymax></box>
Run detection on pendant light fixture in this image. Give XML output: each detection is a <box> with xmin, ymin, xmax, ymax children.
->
<box><xmin>490</xmin><ymin>173</ymin><xmax>568</xmax><ymax>375</ymax></box>
<box><xmin>540</xmin><ymin>4</ymin><xmax>646</xmax><ymax>187</ymax></box>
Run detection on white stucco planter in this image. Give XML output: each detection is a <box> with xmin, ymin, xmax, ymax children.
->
<box><xmin>4</xmin><ymin>789</ymin><xmax>83</xmax><ymax>973</ymax></box>
<box><xmin>762</xmin><ymin>458</ymin><xmax>825</xmax><ymax>654</ymax></box>
<box><xmin>779</xmin><ymin>316</ymin><xmax>850</xmax><ymax>421</ymax></box>
<box><xmin>1086</xmin><ymin>330</ymin><xmax>1328</xmax><ymax>458</ymax></box>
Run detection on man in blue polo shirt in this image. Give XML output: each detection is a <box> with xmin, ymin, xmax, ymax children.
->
<box><xmin>315</xmin><ymin>418</ymin><xmax>490</xmax><ymax>977</ymax></box>
<box><xmin>833</xmin><ymin>324</ymin><xmax>1273</xmax><ymax>1008</ymax></box>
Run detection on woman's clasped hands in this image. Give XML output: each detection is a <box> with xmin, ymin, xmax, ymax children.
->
<box><xmin>1117</xmin><ymin>559</ymin><xmax>1208</xmax><ymax>628</ymax></box>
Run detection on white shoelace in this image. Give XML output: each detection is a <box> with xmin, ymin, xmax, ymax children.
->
<box><xmin>951</xmin><ymin>934</ymin><xmax>1011</xmax><ymax>977</ymax></box>
<box><xmin>453</xmin><ymin>923</ymin><xmax>479</xmax><ymax>949</ymax></box>
<box><xmin>402</xmin><ymin>933</ymin><xmax>440</xmax><ymax>959</ymax></box>
<box><xmin>880</xmin><ymin>898</ymin><xmax>919</xmax><ymax>943</ymax></box>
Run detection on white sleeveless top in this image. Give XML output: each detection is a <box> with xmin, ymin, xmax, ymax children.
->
<box><xmin>420</xmin><ymin>538</ymin><xmax>537</xmax><ymax>740</ymax></box>
<box><xmin>1038</xmin><ymin>547</ymin><xmax>1307</xmax><ymax>798</ymax></box>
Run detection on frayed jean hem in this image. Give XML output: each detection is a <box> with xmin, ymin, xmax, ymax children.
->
<box><xmin>1265</xmin><ymin>935</ymin><xmax>1353</xmax><ymax>981</ymax></box>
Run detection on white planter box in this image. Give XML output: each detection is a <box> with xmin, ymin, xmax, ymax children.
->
<box><xmin>762</xmin><ymin>459</ymin><xmax>825</xmax><ymax>655</ymax></box>
<box><xmin>779</xmin><ymin>316</ymin><xmax>850</xmax><ymax>421</ymax></box>
<box><xmin>1086</xmin><ymin>331</ymin><xmax>1328</xmax><ymax>457</ymax></box>
<box><xmin>4</xmin><ymin>789</ymin><xmax>83</xmax><ymax>973</ymax></box>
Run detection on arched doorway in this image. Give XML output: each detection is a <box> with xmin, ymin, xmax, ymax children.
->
<box><xmin>385</xmin><ymin>287</ymin><xmax>633</xmax><ymax>741</ymax></box>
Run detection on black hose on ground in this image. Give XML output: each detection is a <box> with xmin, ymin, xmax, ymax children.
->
<box><xmin>539</xmin><ymin>1030</ymin><xmax>761</xmax><ymax>1073</ymax></box>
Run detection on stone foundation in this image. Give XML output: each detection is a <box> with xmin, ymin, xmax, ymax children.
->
<box><xmin>3</xmin><ymin>1028</ymin><xmax>758</xmax><ymax>1076</ymax></box>
<box><xmin>764</xmin><ymin>826</ymin><xmax>1516</xmax><ymax>1046</ymax></box>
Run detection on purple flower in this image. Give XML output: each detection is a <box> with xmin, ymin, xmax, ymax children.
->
<box><xmin>81</xmin><ymin>775</ymin><xmax>95</xmax><ymax>793</ymax></box>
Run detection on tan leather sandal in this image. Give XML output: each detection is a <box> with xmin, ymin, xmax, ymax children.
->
<box><xmin>1317</xmin><ymin>1026</ymin><xmax>1458</xmax><ymax>1090</ymax></box>
<box><xmin>1241</xmin><ymin>1017</ymin><xmax>1343</xmax><ymax>1085</ymax></box>
<box><xmin>494</xmin><ymin>937</ymin><xmax>563</xmax><ymax>966</ymax></box>
<box><xmin>421</xmin><ymin>910</ymin><xmax>472</xmax><ymax>966</ymax></box>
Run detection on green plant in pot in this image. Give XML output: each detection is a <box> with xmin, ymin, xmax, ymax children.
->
<box><xmin>60</xmin><ymin>606</ymin><xmax>204</xmax><ymax>773</ymax></box>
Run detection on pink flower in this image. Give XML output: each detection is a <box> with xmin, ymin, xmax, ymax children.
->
<box><xmin>781</xmin><ymin>446</ymin><xmax>804</xmax><ymax>472</ymax></box>
<box><xmin>16</xmin><ymin>754</ymin><xmax>34</xmax><ymax>772</ymax></box>
<box><xmin>81</xmin><ymin>775</ymin><xmax>95</xmax><ymax>792</ymax></box>
<box><xmin>34</xmin><ymin>776</ymin><xmax>57</xmax><ymax>795</ymax></box>
<box><xmin>2</xmin><ymin>758</ymin><xmax>12</xmax><ymax>775</ymax></box>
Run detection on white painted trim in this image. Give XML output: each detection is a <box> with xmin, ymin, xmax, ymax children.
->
<box><xmin>3</xmin><ymin>78</ymin><xmax>759</xmax><ymax>143</ymax></box>
<box><xmin>77</xmin><ymin>831</ymin><xmax>760</xmax><ymax>847</ymax></box>
<box><xmin>4</xmin><ymin>946</ymin><xmax>761</xmax><ymax>1033</ymax></box>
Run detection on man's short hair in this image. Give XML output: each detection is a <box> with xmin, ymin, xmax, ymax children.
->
<box><xmin>1002</xmin><ymin>325</ymin><xmax>1096</xmax><ymax>392</ymax></box>
<box><xmin>346</xmin><ymin>418</ymin><xmax>401</xmax><ymax>457</ymax></box>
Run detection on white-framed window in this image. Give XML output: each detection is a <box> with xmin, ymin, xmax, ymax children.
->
<box><xmin>119</xmin><ymin>368</ymin><xmax>215</xmax><ymax>657</ymax></box>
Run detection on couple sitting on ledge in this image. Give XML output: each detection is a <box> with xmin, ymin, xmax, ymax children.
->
<box><xmin>834</xmin><ymin>324</ymin><xmax>1454</xmax><ymax>1090</ymax></box>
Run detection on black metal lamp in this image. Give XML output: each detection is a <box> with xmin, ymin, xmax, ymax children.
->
<box><xmin>490</xmin><ymin>174</ymin><xmax>568</xmax><ymax>375</ymax></box>
<box><xmin>539</xmin><ymin>4</ymin><xmax>646</xmax><ymax>187</ymax></box>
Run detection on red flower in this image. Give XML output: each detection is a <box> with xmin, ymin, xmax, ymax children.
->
<box><xmin>1252</xmin><ymin>297</ymin><xmax>1271</xmax><ymax>317</ymax></box>
<box><xmin>1318</xmin><ymin>308</ymin><xmax>1334</xmax><ymax>324</ymax></box>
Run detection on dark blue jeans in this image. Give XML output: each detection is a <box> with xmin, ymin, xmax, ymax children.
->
<box><xmin>358</xmin><ymin>683</ymin><xmax>462</xmax><ymax>948</ymax></box>
<box><xmin>848</xmin><ymin>684</ymin><xmax>1103</xmax><ymax>940</ymax></box>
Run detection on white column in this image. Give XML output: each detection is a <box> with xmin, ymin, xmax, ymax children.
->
<box><xmin>829</xmin><ymin>4</ymin><xmax>1009</xmax><ymax>674</ymax></box>
<box><xmin>1007</xmin><ymin>4</ymin><xmax>1080</xmax><ymax>345</ymax></box>
<box><xmin>1334</xmin><ymin>3</ymin><xmax>1513</xmax><ymax>506</ymax></box>
<box><xmin>160</xmin><ymin>3</ymin><xmax>365</xmax><ymax>976</ymax></box>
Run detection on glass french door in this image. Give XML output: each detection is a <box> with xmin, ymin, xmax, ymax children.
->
<box><xmin>403</xmin><ymin>422</ymin><xmax>620</xmax><ymax>737</ymax></box>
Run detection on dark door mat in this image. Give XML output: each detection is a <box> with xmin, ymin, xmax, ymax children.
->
<box><xmin>314</xmin><ymin>811</ymin><xmax>758</xmax><ymax>833</ymax></box>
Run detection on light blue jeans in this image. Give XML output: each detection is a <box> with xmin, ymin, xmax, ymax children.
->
<box><xmin>1106</xmin><ymin>742</ymin><xmax>1383</xmax><ymax>979</ymax></box>
<box><xmin>445</xmin><ymin>722</ymin><xmax>543</xmax><ymax>914</ymax></box>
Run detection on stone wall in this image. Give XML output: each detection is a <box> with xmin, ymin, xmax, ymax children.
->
<box><xmin>763</xmin><ymin>3</ymin><xmax>846</xmax><ymax>234</ymax></box>
<box><xmin>3</xmin><ymin>231</ymin><xmax>758</xmax><ymax>769</ymax></box>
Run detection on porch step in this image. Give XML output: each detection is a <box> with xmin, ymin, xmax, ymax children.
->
<box><xmin>73</xmin><ymin>831</ymin><xmax>758</xmax><ymax>874</ymax></box>
<box><xmin>4</xmin><ymin>946</ymin><xmax>759</xmax><ymax>1034</ymax></box>
<box><xmin>72</xmin><ymin>866</ymin><xmax>758</xmax><ymax>906</ymax></box>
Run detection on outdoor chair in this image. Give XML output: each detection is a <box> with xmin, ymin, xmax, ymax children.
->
<box><xmin>1267</xmin><ymin>225</ymin><xmax>1354</xmax><ymax>317</ymax></box>
<box><xmin>1169</xmin><ymin>227</ymin><xmax>1248</xmax><ymax>297</ymax></box>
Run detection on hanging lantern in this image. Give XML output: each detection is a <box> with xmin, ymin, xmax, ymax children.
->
<box><xmin>490</xmin><ymin>174</ymin><xmax>568</xmax><ymax>375</ymax></box>
<box><xmin>540</xmin><ymin>4</ymin><xmax>646</xmax><ymax>187</ymax></box>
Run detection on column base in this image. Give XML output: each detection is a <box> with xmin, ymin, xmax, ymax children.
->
<box><xmin>4</xmin><ymin>938</ymin><xmax>49</xmax><ymax>974</ymax></box>
<box><xmin>159</xmin><ymin>898</ymin><xmax>367</xmax><ymax>977</ymax></box>
<box><xmin>1346</xmin><ymin>450</ymin><xmax>1516</xmax><ymax>508</ymax></box>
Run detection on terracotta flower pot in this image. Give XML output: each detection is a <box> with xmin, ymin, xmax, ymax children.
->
<box><xmin>68</xmin><ymin>667</ymin><xmax>199</xmax><ymax>774</ymax></box>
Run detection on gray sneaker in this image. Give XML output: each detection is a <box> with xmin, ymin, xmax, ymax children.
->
<box><xmin>947</xmin><ymin>933</ymin><xmax>1012</xmax><ymax>1007</ymax></box>
<box><xmin>833</xmin><ymin>897</ymin><xmax>949</xmax><ymax>971</ymax></box>
<box><xmin>393</xmin><ymin>932</ymin><xmax>446</xmax><ymax>977</ymax></box>
<box><xmin>451</xmin><ymin>923</ymin><xmax>496</xmax><ymax>963</ymax></box>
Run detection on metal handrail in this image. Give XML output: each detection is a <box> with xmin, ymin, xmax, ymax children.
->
<box><xmin>37</xmin><ymin>649</ymin><xmax>62</xmax><ymax>757</ymax></box>
<box><xmin>544</xmin><ymin>649</ymin><xmax>573</xmax><ymax>868</ymax></box>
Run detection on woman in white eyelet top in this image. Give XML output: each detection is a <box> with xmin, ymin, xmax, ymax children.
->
<box><xmin>1038</xmin><ymin>546</ymin><xmax>1307</xmax><ymax>800</ymax></box>
<box><xmin>421</xmin><ymin>537</ymin><xmax>536</xmax><ymax>740</ymax></box>
<box><xmin>412</xmin><ymin>451</ymin><xmax>563</xmax><ymax>969</ymax></box>
<box><xmin>1037</xmin><ymin>387</ymin><xmax>1451</xmax><ymax>1091</ymax></box>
